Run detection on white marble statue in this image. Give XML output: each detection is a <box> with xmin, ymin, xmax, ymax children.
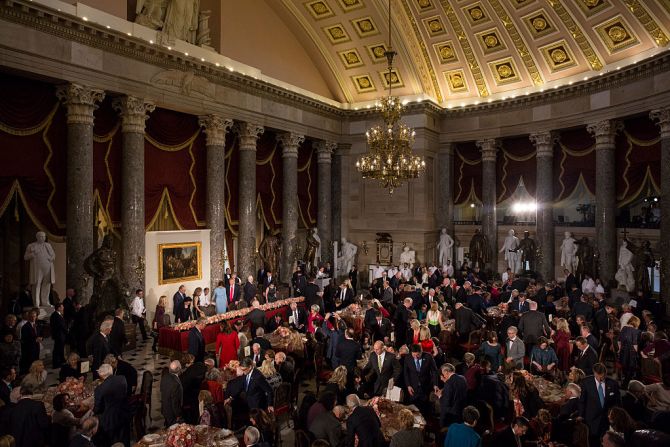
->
<box><xmin>560</xmin><ymin>231</ymin><xmax>579</xmax><ymax>273</ymax></box>
<box><xmin>338</xmin><ymin>238</ymin><xmax>358</xmax><ymax>277</ymax></box>
<box><xmin>162</xmin><ymin>0</ymin><xmax>200</xmax><ymax>44</ymax></box>
<box><xmin>615</xmin><ymin>240</ymin><xmax>636</xmax><ymax>292</ymax></box>
<box><xmin>196</xmin><ymin>10</ymin><xmax>212</xmax><ymax>48</ymax></box>
<box><xmin>499</xmin><ymin>229</ymin><xmax>520</xmax><ymax>273</ymax></box>
<box><xmin>23</xmin><ymin>231</ymin><xmax>55</xmax><ymax>308</ymax></box>
<box><xmin>399</xmin><ymin>246</ymin><xmax>416</xmax><ymax>267</ymax></box>
<box><xmin>135</xmin><ymin>0</ymin><xmax>168</xmax><ymax>29</ymax></box>
<box><xmin>436</xmin><ymin>228</ymin><xmax>454</xmax><ymax>268</ymax></box>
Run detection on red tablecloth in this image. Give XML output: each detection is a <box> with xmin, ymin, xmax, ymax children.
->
<box><xmin>158</xmin><ymin>305</ymin><xmax>294</xmax><ymax>354</ymax></box>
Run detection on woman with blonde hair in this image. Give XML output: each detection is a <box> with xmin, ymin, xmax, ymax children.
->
<box><xmin>325</xmin><ymin>365</ymin><xmax>348</xmax><ymax>404</ymax></box>
<box><xmin>198</xmin><ymin>390</ymin><xmax>223</xmax><ymax>427</ymax></box>
<box><xmin>427</xmin><ymin>301</ymin><xmax>441</xmax><ymax>337</ymax></box>
<box><xmin>419</xmin><ymin>325</ymin><xmax>434</xmax><ymax>353</ymax></box>
<box><xmin>552</xmin><ymin>317</ymin><xmax>571</xmax><ymax>371</ymax></box>
<box><xmin>389</xmin><ymin>408</ymin><xmax>423</xmax><ymax>447</ymax></box>
<box><xmin>20</xmin><ymin>360</ymin><xmax>47</xmax><ymax>393</ymax></box>
<box><xmin>258</xmin><ymin>359</ymin><xmax>282</xmax><ymax>389</ymax></box>
<box><xmin>151</xmin><ymin>295</ymin><xmax>168</xmax><ymax>353</ymax></box>
<box><xmin>619</xmin><ymin>315</ymin><xmax>641</xmax><ymax>384</ymax></box>
<box><xmin>409</xmin><ymin>319</ymin><xmax>421</xmax><ymax>345</ymax></box>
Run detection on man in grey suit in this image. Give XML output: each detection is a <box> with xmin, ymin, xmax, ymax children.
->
<box><xmin>518</xmin><ymin>301</ymin><xmax>551</xmax><ymax>354</ymax></box>
<box><xmin>505</xmin><ymin>326</ymin><xmax>525</xmax><ymax>369</ymax></box>
<box><xmin>160</xmin><ymin>360</ymin><xmax>183</xmax><ymax>426</ymax></box>
<box><xmin>309</xmin><ymin>405</ymin><xmax>347</xmax><ymax>447</ymax></box>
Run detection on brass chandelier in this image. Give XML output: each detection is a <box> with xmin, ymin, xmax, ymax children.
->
<box><xmin>355</xmin><ymin>0</ymin><xmax>426</xmax><ymax>194</ymax></box>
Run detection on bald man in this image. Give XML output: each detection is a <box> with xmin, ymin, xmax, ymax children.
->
<box><xmin>363</xmin><ymin>341</ymin><xmax>401</xmax><ymax>396</ymax></box>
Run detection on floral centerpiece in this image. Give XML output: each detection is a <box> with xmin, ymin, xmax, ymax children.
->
<box><xmin>56</xmin><ymin>377</ymin><xmax>93</xmax><ymax>407</ymax></box>
<box><xmin>165</xmin><ymin>423</ymin><xmax>197</xmax><ymax>447</ymax></box>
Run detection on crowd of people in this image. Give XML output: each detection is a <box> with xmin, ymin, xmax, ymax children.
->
<box><xmin>0</xmin><ymin>257</ymin><xmax>668</xmax><ymax>447</ymax></box>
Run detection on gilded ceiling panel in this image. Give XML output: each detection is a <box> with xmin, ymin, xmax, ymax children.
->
<box><xmin>444</xmin><ymin>69</ymin><xmax>469</xmax><ymax>93</ymax></box>
<box><xmin>476</xmin><ymin>28</ymin><xmax>507</xmax><ymax>55</ymax></box>
<box><xmin>434</xmin><ymin>41</ymin><xmax>458</xmax><ymax>63</ymax></box>
<box><xmin>304</xmin><ymin>0</ymin><xmax>335</xmax><ymax>20</ymax></box>
<box><xmin>539</xmin><ymin>40</ymin><xmax>578</xmax><ymax>72</ymax></box>
<box><xmin>594</xmin><ymin>15</ymin><xmax>640</xmax><ymax>54</ymax></box>
<box><xmin>351</xmin><ymin>74</ymin><xmax>376</xmax><ymax>92</ymax></box>
<box><xmin>522</xmin><ymin>9</ymin><xmax>557</xmax><ymax>39</ymax></box>
<box><xmin>489</xmin><ymin>57</ymin><xmax>522</xmax><ymax>85</ymax></box>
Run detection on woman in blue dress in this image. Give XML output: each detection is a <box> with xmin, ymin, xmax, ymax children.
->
<box><xmin>213</xmin><ymin>280</ymin><xmax>227</xmax><ymax>314</ymax></box>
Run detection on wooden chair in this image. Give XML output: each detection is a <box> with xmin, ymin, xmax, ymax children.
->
<box><xmin>140</xmin><ymin>370</ymin><xmax>153</xmax><ymax>418</ymax></box>
<box><xmin>294</xmin><ymin>429</ymin><xmax>313</xmax><ymax>447</ymax></box>
<box><xmin>641</xmin><ymin>357</ymin><xmax>663</xmax><ymax>384</ymax></box>
<box><xmin>571</xmin><ymin>420</ymin><xmax>589</xmax><ymax>447</ymax></box>
<box><xmin>290</xmin><ymin>367</ymin><xmax>302</xmax><ymax>409</ymax></box>
<box><xmin>274</xmin><ymin>383</ymin><xmax>292</xmax><ymax>429</ymax></box>
<box><xmin>460</xmin><ymin>329</ymin><xmax>482</xmax><ymax>353</ymax></box>
<box><xmin>314</xmin><ymin>343</ymin><xmax>332</xmax><ymax>395</ymax></box>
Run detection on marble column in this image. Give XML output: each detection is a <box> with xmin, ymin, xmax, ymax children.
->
<box><xmin>650</xmin><ymin>108</ymin><xmax>670</xmax><ymax>312</ymax></box>
<box><xmin>236</xmin><ymin>122</ymin><xmax>264</xmax><ymax>281</ymax></box>
<box><xmin>477</xmin><ymin>139</ymin><xmax>497</xmax><ymax>272</ymax></box>
<box><xmin>113</xmin><ymin>96</ymin><xmax>154</xmax><ymax>292</ymax></box>
<box><xmin>587</xmin><ymin>120</ymin><xmax>619</xmax><ymax>285</ymax></box>
<box><xmin>199</xmin><ymin>115</ymin><xmax>233</xmax><ymax>287</ymax></box>
<box><xmin>56</xmin><ymin>84</ymin><xmax>105</xmax><ymax>303</ymax></box>
<box><xmin>437</xmin><ymin>142</ymin><xmax>455</xmax><ymax>238</ymax></box>
<box><xmin>278</xmin><ymin>132</ymin><xmax>305</xmax><ymax>283</ymax></box>
<box><xmin>331</xmin><ymin>144</ymin><xmax>348</xmax><ymax>248</ymax></box>
<box><xmin>530</xmin><ymin>132</ymin><xmax>555</xmax><ymax>281</ymax></box>
<box><xmin>316</xmin><ymin>141</ymin><xmax>336</xmax><ymax>265</ymax></box>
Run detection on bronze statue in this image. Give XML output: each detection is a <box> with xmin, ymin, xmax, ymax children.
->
<box><xmin>517</xmin><ymin>230</ymin><xmax>537</xmax><ymax>272</ymax></box>
<box><xmin>469</xmin><ymin>229</ymin><xmax>490</xmax><ymax>269</ymax></box>
<box><xmin>303</xmin><ymin>228</ymin><xmax>320</xmax><ymax>273</ymax></box>
<box><xmin>259</xmin><ymin>233</ymin><xmax>282</xmax><ymax>277</ymax></box>
<box><xmin>84</xmin><ymin>235</ymin><xmax>129</xmax><ymax>321</ymax></box>
<box><xmin>576</xmin><ymin>237</ymin><xmax>595</xmax><ymax>283</ymax></box>
<box><xmin>635</xmin><ymin>240</ymin><xmax>654</xmax><ymax>293</ymax></box>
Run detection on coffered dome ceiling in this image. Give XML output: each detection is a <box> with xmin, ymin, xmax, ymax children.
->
<box><xmin>271</xmin><ymin>0</ymin><xmax>670</xmax><ymax>106</ymax></box>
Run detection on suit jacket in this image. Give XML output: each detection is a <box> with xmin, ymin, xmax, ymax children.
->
<box><xmin>8</xmin><ymin>398</ymin><xmax>50</xmax><ymax>446</ymax></box>
<box><xmin>574</xmin><ymin>345</ymin><xmax>598</xmax><ymax>373</ymax></box>
<box><xmin>50</xmin><ymin>311</ymin><xmax>67</xmax><ymax>343</ymax></box>
<box><xmin>226</xmin><ymin>284</ymin><xmax>242</xmax><ymax>306</ymax></box>
<box><xmin>439</xmin><ymin>374</ymin><xmax>468</xmax><ymax>426</ymax></box>
<box><xmin>0</xmin><ymin>381</ymin><xmax>10</xmax><ymax>406</ymax></box>
<box><xmin>257</xmin><ymin>269</ymin><xmax>267</xmax><ymax>286</ymax></box>
<box><xmin>558</xmin><ymin>396</ymin><xmax>580</xmax><ymax>421</ymax></box>
<box><xmin>109</xmin><ymin>316</ymin><xmax>127</xmax><ymax>355</ymax></box>
<box><xmin>402</xmin><ymin>353</ymin><xmax>438</xmax><ymax>399</ymax></box>
<box><xmin>242</xmin><ymin>368</ymin><xmax>274</xmax><ymax>410</ymax></box>
<box><xmin>505</xmin><ymin>337</ymin><xmax>525</xmax><ymax>368</ymax></box>
<box><xmin>20</xmin><ymin>321</ymin><xmax>40</xmax><ymax>363</ymax></box>
<box><xmin>594</xmin><ymin>308</ymin><xmax>610</xmax><ymax>335</ymax></box>
<box><xmin>173</xmin><ymin>291</ymin><xmax>186</xmax><ymax>317</ymax></box>
<box><xmin>509</xmin><ymin>299</ymin><xmax>530</xmax><ymax>314</ymax></box>
<box><xmin>115</xmin><ymin>359</ymin><xmax>138</xmax><ymax>395</ymax></box>
<box><xmin>177</xmin><ymin>305</ymin><xmax>196</xmax><ymax>323</ymax></box>
<box><xmin>246</xmin><ymin>309</ymin><xmax>267</xmax><ymax>335</ymax></box>
<box><xmin>572</xmin><ymin>301</ymin><xmax>594</xmax><ymax>321</ymax></box>
<box><xmin>262</xmin><ymin>275</ymin><xmax>275</xmax><ymax>290</ymax></box>
<box><xmin>310</xmin><ymin>410</ymin><xmax>344</xmax><ymax>447</ymax></box>
<box><xmin>394</xmin><ymin>305</ymin><xmax>410</xmax><ymax>345</ymax></box>
<box><xmin>579</xmin><ymin>375</ymin><xmax>621</xmax><ymax>437</ymax></box>
<box><xmin>243</xmin><ymin>282</ymin><xmax>258</xmax><ymax>304</ymax></box>
<box><xmin>93</xmin><ymin>375</ymin><xmax>128</xmax><ymax>433</ymax></box>
<box><xmin>288</xmin><ymin>307</ymin><xmax>307</xmax><ymax>332</ymax></box>
<box><xmin>381</xmin><ymin>287</ymin><xmax>394</xmax><ymax>306</ymax></box>
<box><xmin>518</xmin><ymin>310</ymin><xmax>551</xmax><ymax>345</ymax></box>
<box><xmin>181</xmin><ymin>362</ymin><xmax>207</xmax><ymax>405</ymax></box>
<box><xmin>363</xmin><ymin>308</ymin><xmax>377</xmax><ymax>330</ymax></box>
<box><xmin>492</xmin><ymin>426</ymin><xmax>523</xmax><ymax>447</ymax></box>
<box><xmin>90</xmin><ymin>332</ymin><xmax>111</xmax><ymax>373</ymax></box>
<box><xmin>160</xmin><ymin>372</ymin><xmax>183</xmax><ymax>426</ymax></box>
<box><xmin>363</xmin><ymin>351</ymin><xmax>401</xmax><ymax>396</ymax></box>
<box><xmin>454</xmin><ymin>305</ymin><xmax>483</xmax><ymax>336</ymax></box>
<box><xmin>335</xmin><ymin>338</ymin><xmax>363</xmax><ymax>371</ymax></box>
<box><xmin>68</xmin><ymin>434</ymin><xmax>96</xmax><ymax>447</ymax></box>
<box><xmin>346</xmin><ymin>406</ymin><xmax>385</xmax><ymax>447</ymax></box>
<box><xmin>188</xmin><ymin>327</ymin><xmax>205</xmax><ymax>363</ymax></box>
<box><xmin>304</xmin><ymin>283</ymin><xmax>322</xmax><ymax>311</ymax></box>
<box><xmin>370</xmin><ymin>318</ymin><xmax>392</xmax><ymax>342</ymax></box>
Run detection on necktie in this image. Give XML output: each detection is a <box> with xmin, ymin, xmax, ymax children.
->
<box><xmin>598</xmin><ymin>381</ymin><xmax>605</xmax><ymax>407</ymax></box>
<box><xmin>378</xmin><ymin>354</ymin><xmax>383</xmax><ymax>372</ymax></box>
<box><xmin>294</xmin><ymin>311</ymin><xmax>298</xmax><ymax>323</ymax></box>
<box><xmin>415</xmin><ymin>359</ymin><xmax>420</xmax><ymax>371</ymax></box>
<box><xmin>246</xmin><ymin>373</ymin><xmax>251</xmax><ymax>391</ymax></box>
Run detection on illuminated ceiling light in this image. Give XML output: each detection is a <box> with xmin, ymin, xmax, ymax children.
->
<box><xmin>167</xmin><ymin>46</ymin><xmax>172</xmax><ymax>50</ymax></box>
<box><xmin>106</xmin><ymin>25</ymin><xmax>111</xmax><ymax>29</ymax></box>
<box><xmin>215</xmin><ymin>62</ymin><xmax>220</xmax><ymax>67</ymax></box>
<box><xmin>470</xmin><ymin>203</ymin><xmax>475</xmax><ymax>208</ymax></box>
<box><xmin>149</xmin><ymin>40</ymin><xmax>154</xmax><ymax>44</ymax></box>
<box><xmin>82</xmin><ymin>17</ymin><xmax>88</xmax><ymax>21</ymax></box>
<box><xmin>201</xmin><ymin>58</ymin><xmax>205</xmax><ymax>62</ymax></box>
<box><xmin>184</xmin><ymin>52</ymin><xmax>189</xmax><ymax>56</ymax></box>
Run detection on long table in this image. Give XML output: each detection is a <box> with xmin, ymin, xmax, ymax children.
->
<box><xmin>158</xmin><ymin>301</ymin><xmax>301</xmax><ymax>356</ymax></box>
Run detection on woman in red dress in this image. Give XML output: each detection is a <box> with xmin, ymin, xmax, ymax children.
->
<box><xmin>552</xmin><ymin>317</ymin><xmax>572</xmax><ymax>372</ymax></box>
<box><xmin>215</xmin><ymin>320</ymin><xmax>240</xmax><ymax>368</ymax></box>
<box><xmin>419</xmin><ymin>325</ymin><xmax>435</xmax><ymax>353</ymax></box>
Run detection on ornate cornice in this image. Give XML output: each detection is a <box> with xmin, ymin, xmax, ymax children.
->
<box><xmin>277</xmin><ymin>133</ymin><xmax>305</xmax><ymax>159</ymax></box>
<box><xmin>55</xmin><ymin>83</ymin><xmax>105</xmax><ymax>125</ymax></box>
<box><xmin>113</xmin><ymin>96</ymin><xmax>155</xmax><ymax>134</ymax></box>
<box><xmin>198</xmin><ymin>115</ymin><xmax>233</xmax><ymax>147</ymax></box>
<box><xmin>650</xmin><ymin>108</ymin><xmax>670</xmax><ymax>139</ymax></box>
<box><xmin>529</xmin><ymin>132</ymin><xmax>556</xmax><ymax>158</ymax></box>
<box><xmin>235</xmin><ymin>122</ymin><xmax>264</xmax><ymax>150</ymax></box>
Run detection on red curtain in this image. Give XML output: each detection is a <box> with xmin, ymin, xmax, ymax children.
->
<box><xmin>256</xmin><ymin>131</ymin><xmax>282</xmax><ymax>232</ymax></box>
<box><xmin>225</xmin><ymin>131</ymin><xmax>240</xmax><ymax>235</ymax></box>
<box><xmin>297</xmin><ymin>139</ymin><xmax>317</xmax><ymax>229</ymax></box>
<box><xmin>93</xmin><ymin>97</ymin><xmax>122</xmax><ymax>225</ymax></box>
<box><xmin>453</xmin><ymin>142</ymin><xmax>482</xmax><ymax>205</ymax></box>
<box><xmin>497</xmin><ymin>136</ymin><xmax>536</xmax><ymax>203</ymax></box>
<box><xmin>554</xmin><ymin>127</ymin><xmax>595</xmax><ymax>201</ymax></box>
<box><xmin>0</xmin><ymin>74</ymin><xmax>67</xmax><ymax>239</ymax></box>
<box><xmin>615</xmin><ymin>116</ymin><xmax>661</xmax><ymax>205</ymax></box>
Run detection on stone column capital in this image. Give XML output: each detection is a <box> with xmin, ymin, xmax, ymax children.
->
<box><xmin>277</xmin><ymin>132</ymin><xmax>305</xmax><ymax>158</ymax></box>
<box><xmin>198</xmin><ymin>115</ymin><xmax>233</xmax><ymax>147</ymax></box>
<box><xmin>316</xmin><ymin>141</ymin><xmax>337</xmax><ymax>164</ymax></box>
<box><xmin>586</xmin><ymin>119</ymin><xmax>622</xmax><ymax>146</ymax></box>
<box><xmin>113</xmin><ymin>96</ymin><xmax>155</xmax><ymax>134</ymax></box>
<box><xmin>235</xmin><ymin>122</ymin><xmax>264</xmax><ymax>151</ymax></box>
<box><xmin>529</xmin><ymin>132</ymin><xmax>556</xmax><ymax>158</ymax></box>
<box><xmin>650</xmin><ymin>108</ymin><xmax>670</xmax><ymax>139</ymax></box>
<box><xmin>476</xmin><ymin>138</ymin><xmax>497</xmax><ymax>161</ymax></box>
<box><xmin>56</xmin><ymin>83</ymin><xmax>105</xmax><ymax>125</ymax></box>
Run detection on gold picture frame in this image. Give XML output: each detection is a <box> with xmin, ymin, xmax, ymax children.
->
<box><xmin>158</xmin><ymin>242</ymin><xmax>202</xmax><ymax>285</ymax></box>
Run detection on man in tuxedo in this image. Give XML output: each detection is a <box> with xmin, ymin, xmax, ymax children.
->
<box><xmin>288</xmin><ymin>301</ymin><xmax>306</xmax><ymax>332</ymax></box>
<box><xmin>504</xmin><ymin>326</ymin><xmax>525</xmax><ymax>370</ymax></box>
<box><xmin>594</xmin><ymin>302</ymin><xmax>614</xmax><ymax>340</ymax></box>
<box><xmin>19</xmin><ymin>309</ymin><xmax>41</xmax><ymax>374</ymax></box>
<box><xmin>243</xmin><ymin>275</ymin><xmax>258</xmax><ymax>306</ymax></box>
<box><xmin>492</xmin><ymin>416</ymin><xmax>530</xmax><ymax>447</ymax></box>
<box><xmin>8</xmin><ymin>383</ymin><xmax>50</xmax><ymax>446</ymax></box>
<box><xmin>438</xmin><ymin>363</ymin><xmax>468</xmax><ymax>427</ymax></box>
<box><xmin>573</xmin><ymin>336</ymin><xmax>598</xmax><ymax>373</ymax></box>
<box><xmin>109</xmin><ymin>308</ymin><xmax>127</xmax><ymax>356</ymax></box>
<box><xmin>292</xmin><ymin>269</ymin><xmax>307</xmax><ymax>297</ymax></box>
<box><xmin>50</xmin><ymin>302</ymin><xmax>68</xmax><ymax>367</ymax></box>
<box><xmin>579</xmin><ymin>363</ymin><xmax>621</xmax><ymax>446</ymax></box>
<box><xmin>188</xmin><ymin>318</ymin><xmax>207</xmax><ymax>363</ymax></box>
<box><xmin>160</xmin><ymin>360</ymin><xmax>183</xmax><ymax>426</ymax></box>
<box><xmin>564</xmin><ymin>269</ymin><xmax>578</xmax><ymax>293</ymax></box>
<box><xmin>369</xmin><ymin>310</ymin><xmax>392</xmax><ymax>342</ymax></box>
<box><xmin>335</xmin><ymin>328</ymin><xmax>363</xmax><ymax>371</ymax></box>
<box><xmin>68</xmin><ymin>415</ymin><xmax>99</xmax><ymax>447</ymax></box>
<box><xmin>403</xmin><ymin>344</ymin><xmax>438</xmax><ymax>415</ymax></box>
<box><xmin>263</xmin><ymin>270</ymin><xmax>275</xmax><ymax>290</ymax></box>
<box><xmin>246</xmin><ymin>300</ymin><xmax>267</xmax><ymax>335</ymax></box>
<box><xmin>93</xmin><ymin>364</ymin><xmax>128</xmax><ymax>446</ymax></box>
<box><xmin>226</xmin><ymin>277</ymin><xmax>241</xmax><ymax>309</ymax></box>
<box><xmin>303</xmin><ymin>275</ymin><xmax>322</xmax><ymax>312</ymax></box>
<box><xmin>394</xmin><ymin>298</ymin><xmax>412</xmax><ymax>347</ymax></box>
<box><xmin>334</xmin><ymin>282</ymin><xmax>354</xmax><ymax>308</ymax></box>
<box><xmin>231</xmin><ymin>357</ymin><xmax>274</xmax><ymax>411</ymax></box>
<box><xmin>90</xmin><ymin>319</ymin><xmax>112</xmax><ymax>378</ymax></box>
<box><xmin>173</xmin><ymin>285</ymin><xmax>187</xmax><ymax>318</ymax></box>
<box><xmin>363</xmin><ymin>341</ymin><xmax>401</xmax><ymax>396</ymax></box>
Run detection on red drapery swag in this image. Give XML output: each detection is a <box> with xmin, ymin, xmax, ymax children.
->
<box><xmin>453</xmin><ymin>141</ymin><xmax>482</xmax><ymax>205</ymax></box>
<box><xmin>497</xmin><ymin>136</ymin><xmax>536</xmax><ymax>203</ymax></box>
<box><xmin>93</xmin><ymin>97</ymin><xmax>122</xmax><ymax>228</ymax></box>
<box><xmin>553</xmin><ymin>127</ymin><xmax>596</xmax><ymax>201</ymax></box>
<box><xmin>255</xmin><ymin>131</ymin><xmax>282</xmax><ymax>232</ymax></box>
<box><xmin>297</xmin><ymin>139</ymin><xmax>317</xmax><ymax>229</ymax></box>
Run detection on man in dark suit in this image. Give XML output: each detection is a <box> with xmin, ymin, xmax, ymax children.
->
<box><xmin>438</xmin><ymin>363</ymin><xmax>468</xmax><ymax>427</ymax></box>
<box><xmin>93</xmin><ymin>364</ymin><xmax>128</xmax><ymax>447</ymax></box>
<box><xmin>454</xmin><ymin>302</ymin><xmax>484</xmax><ymax>342</ymax></box>
<box><xmin>349</xmin><ymin>266</ymin><xmax>358</xmax><ymax>293</ymax></box>
<box><xmin>274</xmin><ymin>351</ymin><xmax>295</xmax><ymax>383</ymax></box>
<box><xmin>243</xmin><ymin>275</ymin><xmax>258</xmax><ymax>306</ymax></box>
<box><xmin>381</xmin><ymin>281</ymin><xmax>394</xmax><ymax>307</ymax></box>
<box><xmin>233</xmin><ymin>357</ymin><xmax>274</xmax><ymax>411</ymax></box>
<box><xmin>335</xmin><ymin>328</ymin><xmax>363</xmax><ymax>371</ymax></box>
<box><xmin>245</xmin><ymin>299</ymin><xmax>267</xmax><ymax>333</ymax></box>
<box><xmin>572</xmin><ymin>295</ymin><xmax>594</xmax><ymax>321</ymax></box>
<box><xmin>251</xmin><ymin>327</ymin><xmax>271</xmax><ymax>351</ymax></box>
<box><xmin>564</xmin><ymin>269</ymin><xmax>578</xmax><ymax>293</ymax></box>
<box><xmin>257</xmin><ymin>266</ymin><xmax>267</xmax><ymax>287</ymax></box>
<box><xmin>8</xmin><ymin>383</ymin><xmax>50</xmax><ymax>446</ymax></box>
<box><xmin>394</xmin><ymin>297</ymin><xmax>412</xmax><ymax>347</ymax></box>
<box><xmin>369</xmin><ymin>310</ymin><xmax>393</xmax><ymax>342</ymax></box>
<box><xmin>109</xmin><ymin>308</ymin><xmax>127</xmax><ymax>356</ymax></box>
<box><xmin>90</xmin><ymin>319</ymin><xmax>112</xmax><ymax>378</ymax></box>
<box><xmin>509</xmin><ymin>293</ymin><xmax>530</xmax><ymax>314</ymax></box>
<box><xmin>226</xmin><ymin>277</ymin><xmax>242</xmax><ymax>308</ymax></box>
<box><xmin>106</xmin><ymin>354</ymin><xmax>138</xmax><ymax>395</ymax></box>
<box><xmin>188</xmin><ymin>318</ymin><xmax>207</xmax><ymax>363</ymax></box>
<box><xmin>579</xmin><ymin>363</ymin><xmax>621</xmax><ymax>446</ymax></box>
<box><xmin>50</xmin><ymin>302</ymin><xmax>68</xmax><ymax>367</ymax></box>
<box><xmin>288</xmin><ymin>301</ymin><xmax>306</xmax><ymax>332</ymax></box>
<box><xmin>594</xmin><ymin>303</ymin><xmax>614</xmax><ymax>339</ymax></box>
<box><xmin>403</xmin><ymin>344</ymin><xmax>438</xmax><ymax>415</ymax></box>
<box><xmin>0</xmin><ymin>367</ymin><xmax>15</xmax><ymax>406</ymax></box>
<box><xmin>303</xmin><ymin>275</ymin><xmax>323</xmax><ymax>312</ymax></box>
<box><xmin>292</xmin><ymin>269</ymin><xmax>307</xmax><ymax>297</ymax></box>
<box><xmin>580</xmin><ymin>324</ymin><xmax>599</xmax><ymax>352</ymax></box>
<box><xmin>181</xmin><ymin>354</ymin><xmax>207</xmax><ymax>424</ymax></box>
<box><xmin>363</xmin><ymin>341</ymin><xmax>400</xmax><ymax>396</ymax></box>
<box><xmin>389</xmin><ymin>271</ymin><xmax>402</xmax><ymax>292</ymax></box>
<box><xmin>492</xmin><ymin>416</ymin><xmax>530</xmax><ymax>447</ymax></box>
<box><xmin>518</xmin><ymin>301</ymin><xmax>551</xmax><ymax>354</ymax></box>
<box><xmin>557</xmin><ymin>382</ymin><xmax>581</xmax><ymax>421</ymax></box>
<box><xmin>262</xmin><ymin>271</ymin><xmax>275</xmax><ymax>290</ymax></box>
<box><xmin>68</xmin><ymin>415</ymin><xmax>99</xmax><ymax>447</ymax></box>
<box><xmin>573</xmin><ymin>336</ymin><xmax>598</xmax><ymax>373</ymax></box>
<box><xmin>345</xmin><ymin>398</ymin><xmax>386</xmax><ymax>447</ymax></box>
<box><xmin>173</xmin><ymin>285</ymin><xmax>187</xmax><ymax>318</ymax></box>
<box><xmin>249</xmin><ymin>342</ymin><xmax>265</xmax><ymax>367</ymax></box>
<box><xmin>310</xmin><ymin>404</ymin><xmax>346</xmax><ymax>447</ymax></box>
<box><xmin>160</xmin><ymin>360</ymin><xmax>183</xmax><ymax>426</ymax></box>
<box><xmin>334</xmin><ymin>283</ymin><xmax>354</xmax><ymax>309</ymax></box>
<box><xmin>19</xmin><ymin>309</ymin><xmax>41</xmax><ymax>374</ymax></box>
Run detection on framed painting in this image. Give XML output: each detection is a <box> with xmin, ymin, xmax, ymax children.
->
<box><xmin>158</xmin><ymin>242</ymin><xmax>202</xmax><ymax>285</ymax></box>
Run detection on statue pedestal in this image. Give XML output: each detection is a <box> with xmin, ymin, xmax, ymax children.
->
<box><xmin>37</xmin><ymin>305</ymin><xmax>54</xmax><ymax>321</ymax></box>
